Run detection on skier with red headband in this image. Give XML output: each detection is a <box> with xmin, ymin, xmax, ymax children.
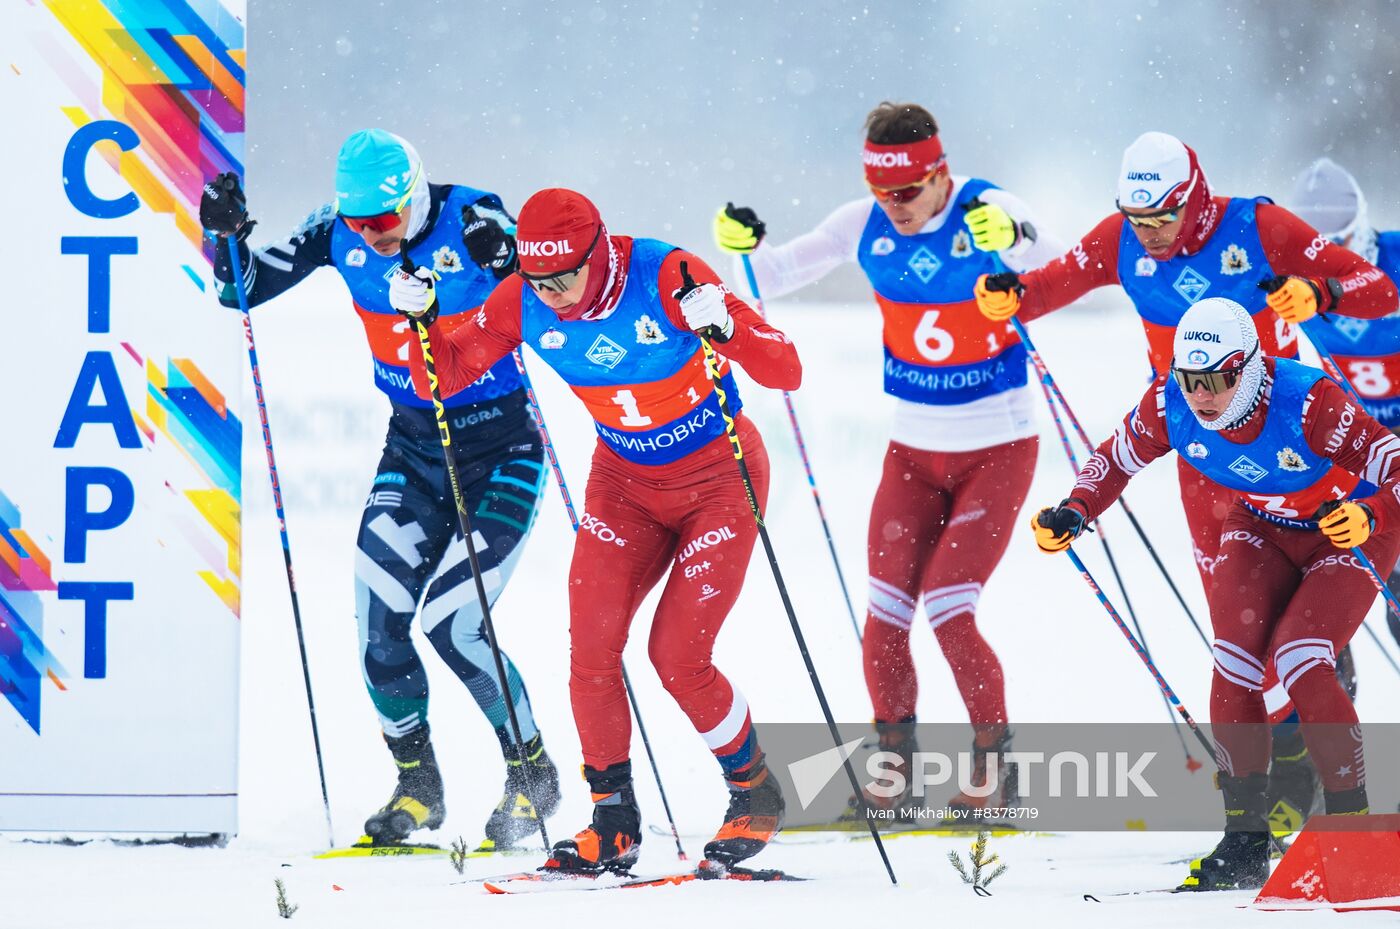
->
<box><xmin>714</xmin><ymin>101</ymin><xmax>1064</xmax><ymax>822</ymax></box>
<box><xmin>390</xmin><ymin>187</ymin><xmax>802</xmax><ymax>874</ymax></box>
<box><xmin>1032</xmin><ymin>296</ymin><xmax>1400</xmax><ymax>889</ymax></box>
<box><xmin>973</xmin><ymin>131</ymin><xmax>1397</xmax><ymax>837</ymax></box>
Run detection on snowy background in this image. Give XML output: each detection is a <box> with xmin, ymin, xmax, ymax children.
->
<box><xmin>10</xmin><ymin>2</ymin><xmax>1400</xmax><ymax>926</ymax></box>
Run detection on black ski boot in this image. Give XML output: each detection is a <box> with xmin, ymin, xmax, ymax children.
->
<box><xmin>1178</xmin><ymin>773</ymin><xmax>1271</xmax><ymax>891</ymax></box>
<box><xmin>1266</xmin><ymin>725</ymin><xmax>1320</xmax><ymax>839</ymax></box>
<box><xmin>945</xmin><ymin>728</ymin><xmax>1020</xmax><ymax>822</ymax></box>
<box><xmin>704</xmin><ymin>753</ymin><xmax>786</xmax><ymax>867</ymax></box>
<box><xmin>840</xmin><ymin>718</ymin><xmax>918</xmax><ymax>823</ymax></box>
<box><xmin>1324</xmin><ymin>785</ymin><xmax>1369</xmax><ymax>816</ymax></box>
<box><xmin>546</xmin><ymin>761</ymin><xmax>641</xmax><ymax>873</ymax></box>
<box><xmin>482</xmin><ymin>733</ymin><xmax>561</xmax><ymax>849</ymax></box>
<box><xmin>363</xmin><ymin>726</ymin><xmax>445</xmax><ymax>843</ymax></box>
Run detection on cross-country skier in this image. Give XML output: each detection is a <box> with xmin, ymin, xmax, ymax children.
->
<box><xmin>972</xmin><ymin>131</ymin><xmax>1397</xmax><ymax>835</ymax></box>
<box><xmin>392</xmin><ymin>187</ymin><xmax>802</xmax><ymax>874</ymax></box>
<box><xmin>200</xmin><ymin>129</ymin><xmax>559</xmax><ymax>848</ymax></box>
<box><xmin>1291</xmin><ymin>156</ymin><xmax>1400</xmax><ymax>652</ymax></box>
<box><xmin>1032</xmin><ymin>296</ymin><xmax>1400</xmax><ymax>890</ymax></box>
<box><xmin>713</xmin><ymin>101</ymin><xmax>1064</xmax><ymax>820</ymax></box>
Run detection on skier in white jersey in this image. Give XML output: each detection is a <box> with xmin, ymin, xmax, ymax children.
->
<box><xmin>715</xmin><ymin>101</ymin><xmax>1063</xmax><ymax>820</ymax></box>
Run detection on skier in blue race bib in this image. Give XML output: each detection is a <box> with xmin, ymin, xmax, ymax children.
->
<box><xmin>200</xmin><ymin>129</ymin><xmax>559</xmax><ymax>849</ymax></box>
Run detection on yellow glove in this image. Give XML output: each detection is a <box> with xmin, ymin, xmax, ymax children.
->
<box><xmin>714</xmin><ymin>202</ymin><xmax>766</xmax><ymax>254</ymax></box>
<box><xmin>1315</xmin><ymin>500</ymin><xmax>1374</xmax><ymax>549</ymax></box>
<box><xmin>974</xmin><ymin>272</ymin><xmax>1023</xmax><ymax>322</ymax></box>
<box><xmin>1031</xmin><ymin>503</ymin><xmax>1086</xmax><ymax>554</ymax></box>
<box><xmin>964</xmin><ymin>202</ymin><xmax>1018</xmax><ymax>252</ymax></box>
<box><xmin>1259</xmin><ymin>275</ymin><xmax>1330</xmax><ymax>324</ymax></box>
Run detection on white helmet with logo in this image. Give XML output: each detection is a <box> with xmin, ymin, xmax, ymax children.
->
<box><xmin>1292</xmin><ymin>157</ymin><xmax>1376</xmax><ymax>262</ymax></box>
<box><xmin>1171</xmin><ymin>297</ymin><xmax>1265</xmax><ymax>431</ymax></box>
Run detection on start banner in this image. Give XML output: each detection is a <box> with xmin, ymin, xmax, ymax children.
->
<box><xmin>0</xmin><ymin>0</ymin><xmax>246</xmax><ymax>834</ymax></box>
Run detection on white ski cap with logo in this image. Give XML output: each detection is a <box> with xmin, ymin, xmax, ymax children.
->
<box><xmin>1292</xmin><ymin>157</ymin><xmax>1366</xmax><ymax>239</ymax></box>
<box><xmin>1172</xmin><ymin>297</ymin><xmax>1257</xmax><ymax>371</ymax></box>
<box><xmin>1118</xmin><ymin>131</ymin><xmax>1194</xmax><ymax>209</ymax></box>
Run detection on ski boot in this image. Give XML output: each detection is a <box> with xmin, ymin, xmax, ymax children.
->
<box><xmin>944</xmin><ymin>728</ymin><xmax>1019</xmax><ymax>825</ymax></box>
<box><xmin>545</xmin><ymin>761</ymin><xmax>641</xmax><ymax>874</ymax></box>
<box><xmin>482</xmin><ymin>733</ymin><xmax>561</xmax><ymax>850</ymax></box>
<box><xmin>840</xmin><ymin>718</ymin><xmax>919</xmax><ymax>824</ymax></box>
<box><xmin>1265</xmin><ymin>725</ymin><xmax>1320</xmax><ymax>839</ymax></box>
<box><xmin>363</xmin><ymin>726</ymin><xmax>445</xmax><ymax>844</ymax></box>
<box><xmin>1324</xmin><ymin>785</ymin><xmax>1369</xmax><ymax>816</ymax></box>
<box><xmin>1178</xmin><ymin>773</ymin><xmax>1270</xmax><ymax>891</ymax></box>
<box><xmin>705</xmin><ymin>753</ymin><xmax>786</xmax><ymax>867</ymax></box>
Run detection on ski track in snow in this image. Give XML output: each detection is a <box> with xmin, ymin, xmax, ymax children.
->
<box><xmin>6</xmin><ymin>281</ymin><xmax>1399</xmax><ymax>927</ymax></box>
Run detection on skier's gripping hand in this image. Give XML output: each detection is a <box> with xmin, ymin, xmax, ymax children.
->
<box><xmin>390</xmin><ymin>264</ymin><xmax>440</xmax><ymax>326</ymax></box>
<box><xmin>1031</xmin><ymin>500</ymin><xmax>1087</xmax><ymax>554</ymax></box>
<box><xmin>974</xmin><ymin>271</ymin><xmax>1024</xmax><ymax>322</ymax></box>
<box><xmin>1259</xmin><ymin>275</ymin><xmax>1336</xmax><ymax>324</ymax></box>
<box><xmin>462</xmin><ymin>206</ymin><xmax>517</xmax><ymax>278</ymax></box>
<box><xmin>963</xmin><ymin>201</ymin><xmax>1018</xmax><ymax>252</ymax></box>
<box><xmin>714</xmin><ymin>203</ymin><xmax>766</xmax><ymax>254</ymax></box>
<box><xmin>677</xmin><ymin>280</ymin><xmax>735</xmax><ymax>342</ymax></box>
<box><xmin>200</xmin><ymin>171</ymin><xmax>253</xmax><ymax>240</ymax></box>
<box><xmin>1315</xmin><ymin>499</ymin><xmax>1374</xmax><ymax>549</ymax></box>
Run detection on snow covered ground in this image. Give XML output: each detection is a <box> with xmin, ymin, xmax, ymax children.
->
<box><xmin>5</xmin><ymin>281</ymin><xmax>1400</xmax><ymax>927</ymax></box>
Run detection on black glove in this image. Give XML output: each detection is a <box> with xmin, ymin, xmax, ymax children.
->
<box><xmin>200</xmin><ymin>171</ymin><xmax>253</xmax><ymax>240</ymax></box>
<box><xmin>982</xmin><ymin>270</ymin><xmax>1025</xmax><ymax>296</ymax></box>
<box><xmin>462</xmin><ymin>206</ymin><xmax>517</xmax><ymax>279</ymax></box>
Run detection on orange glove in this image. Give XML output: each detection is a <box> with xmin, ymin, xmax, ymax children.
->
<box><xmin>1259</xmin><ymin>275</ymin><xmax>1336</xmax><ymax>325</ymax></box>
<box><xmin>1031</xmin><ymin>502</ymin><xmax>1087</xmax><ymax>554</ymax></box>
<box><xmin>975</xmin><ymin>271</ymin><xmax>1023</xmax><ymax>322</ymax></box>
<box><xmin>1315</xmin><ymin>499</ymin><xmax>1374</xmax><ymax>549</ymax></box>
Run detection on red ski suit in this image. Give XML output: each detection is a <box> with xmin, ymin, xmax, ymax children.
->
<box><xmin>409</xmin><ymin>243</ymin><xmax>801</xmax><ymax>770</ymax></box>
<box><xmin>1064</xmin><ymin>361</ymin><xmax>1400</xmax><ymax>792</ymax></box>
<box><xmin>1016</xmin><ymin>199</ymin><xmax>1397</xmax><ymax>582</ymax></box>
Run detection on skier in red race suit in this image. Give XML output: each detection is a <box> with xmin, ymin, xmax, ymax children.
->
<box><xmin>1032</xmin><ymin>297</ymin><xmax>1400</xmax><ymax>890</ymax></box>
<box><xmin>973</xmin><ymin>131</ymin><xmax>1397</xmax><ymax>832</ymax></box>
<box><xmin>713</xmin><ymin>101</ymin><xmax>1065</xmax><ymax>819</ymax></box>
<box><xmin>392</xmin><ymin>187</ymin><xmax>802</xmax><ymax>873</ymax></box>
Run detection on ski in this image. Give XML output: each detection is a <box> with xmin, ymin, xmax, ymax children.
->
<box><xmin>314</xmin><ymin>835</ymin><xmax>530</xmax><ymax>860</ymax></box>
<box><xmin>483</xmin><ymin>862</ymin><xmax>804</xmax><ymax>894</ymax></box>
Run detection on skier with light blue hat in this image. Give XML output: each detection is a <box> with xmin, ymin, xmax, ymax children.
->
<box><xmin>200</xmin><ymin>128</ymin><xmax>560</xmax><ymax>850</ymax></box>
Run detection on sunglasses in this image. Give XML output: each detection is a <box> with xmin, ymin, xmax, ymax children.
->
<box><xmin>341</xmin><ymin>211</ymin><xmax>404</xmax><ymax>234</ymax></box>
<box><xmin>521</xmin><ymin>229</ymin><xmax>600</xmax><ymax>294</ymax></box>
<box><xmin>1118</xmin><ymin>202</ymin><xmax>1186</xmax><ymax>228</ymax></box>
<box><xmin>868</xmin><ymin>158</ymin><xmax>946</xmax><ymax>205</ymax></box>
<box><xmin>1172</xmin><ymin>344</ymin><xmax>1257</xmax><ymax>395</ymax></box>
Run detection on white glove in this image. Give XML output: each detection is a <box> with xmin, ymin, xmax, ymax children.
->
<box><xmin>678</xmin><ymin>282</ymin><xmax>734</xmax><ymax>340</ymax></box>
<box><xmin>389</xmin><ymin>265</ymin><xmax>438</xmax><ymax>318</ymax></box>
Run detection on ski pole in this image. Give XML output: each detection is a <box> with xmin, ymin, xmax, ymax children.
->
<box><xmin>405</xmin><ymin>254</ymin><xmax>549</xmax><ymax>851</ymax></box>
<box><xmin>1064</xmin><ymin>546</ymin><xmax>1219</xmax><ymax>767</ymax></box>
<box><xmin>1027</xmin><ymin>353</ymin><xmax>1201</xmax><ymax>769</ymax></box>
<box><xmin>508</xmin><ymin>350</ymin><xmax>688</xmax><ymax>861</ymax></box>
<box><xmin>682</xmin><ymin>262</ymin><xmax>897</xmax><ymax>885</ymax></box>
<box><xmin>1343</xmin><ymin>546</ymin><xmax>1400</xmax><ymax>679</ymax></box>
<box><xmin>1009</xmin><ymin>313</ymin><xmax>1212</xmax><ymax>652</ymax></box>
<box><xmin>226</xmin><ymin>236</ymin><xmax>334</xmax><ymax>848</ymax></box>
<box><xmin>740</xmin><ymin>255</ymin><xmax>863</xmax><ymax>645</ymax></box>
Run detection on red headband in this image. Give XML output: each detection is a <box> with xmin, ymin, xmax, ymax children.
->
<box><xmin>863</xmin><ymin>136</ymin><xmax>945</xmax><ymax>189</ymax></box>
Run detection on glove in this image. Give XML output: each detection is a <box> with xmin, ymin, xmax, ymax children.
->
<box><xmin>1259</xmin><ymin>275</ymin><xmax>1337</xmax><ymax>324</ymax></box>
<box><xmin>963</xmin><ymin>201</ymin><xmax>1019</xmax><ymax>252</ymax></box>
<box><xmin>674</xmin><ymin>269</ymin><xmax>734</xmax><ymax>341</ymax></box>
<box><xmin>200</xmin><ymin>171</ymin><xmax>253</xmax><ymax>240</ymax></box>
<box><xmin>1315</xmin><ymin>499</ymin><xmax>1374</xmax><ymax>549</ymax></box>
<box><xmin>714</xmin><ymin>202</ymin><xmax>766</xmax><ymax>254</ymax></box>
<box><xmin>1031</xmin><ymin>500</ymin><xmax>1088</xmax><ymax>554</ymax></box>
<box><xmin>462</xmin><ymin>206</ymin><xmax>517</xmax><ymax>278</ymax></box>
<box><xmin>974</xmin><ymin>271</ymin><xmax>1024</xmax><ymax>322</ymax></box>
<box><xmin>389</xmin><ymin>264</ymin><xmax>440</xmax><ymax>326</ymax></box>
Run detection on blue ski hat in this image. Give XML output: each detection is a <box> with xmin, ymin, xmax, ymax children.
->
<box><xmin>334</xmin><ymin>129</ymin><xmax>422</xmax><ymax>217</ymax></box>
